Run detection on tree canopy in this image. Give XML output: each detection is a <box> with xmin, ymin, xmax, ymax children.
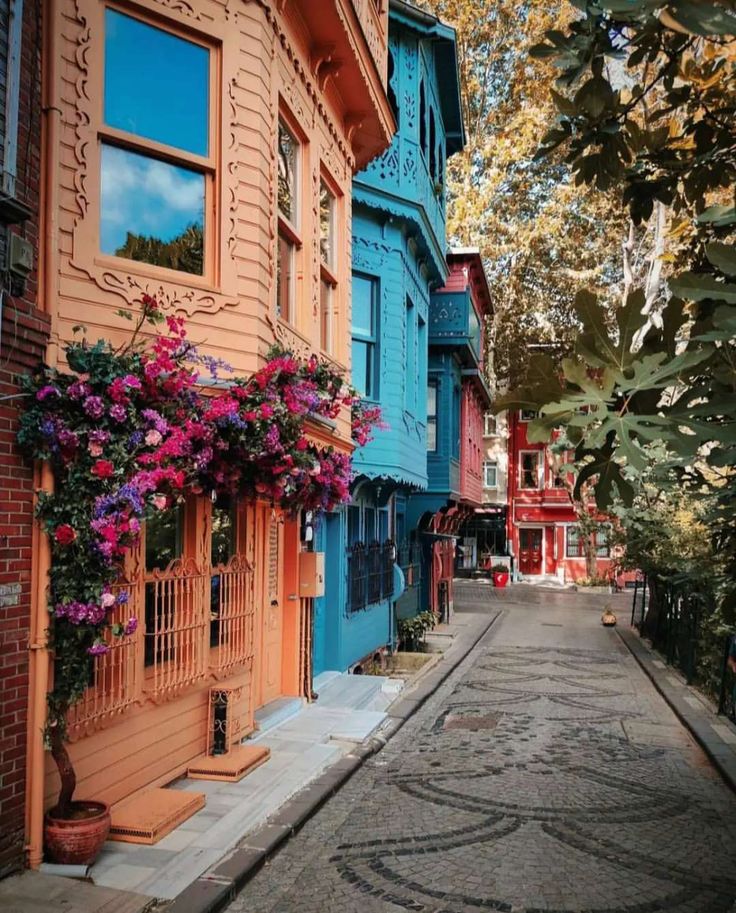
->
<box><xmin>417</xmin><ymin>0</ymin><xmax>629</xmax><ymax>387</ymax></box>
<box><xmin>497</xmin><ymin>0</ymin><xmax>735</xmax><ymax>614</ymax></box>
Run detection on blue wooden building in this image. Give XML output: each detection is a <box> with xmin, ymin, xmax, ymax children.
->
<box><xmin>405</xmin><ymin>250</ymin><xmax>493</xmax><ymax>619</ymax></box>
<box><xmin>312</xmin><ymin>0</ymin><xmax>464</xmax><ymax>680</ymax></box>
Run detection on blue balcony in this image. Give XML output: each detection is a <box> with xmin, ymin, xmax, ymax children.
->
<box><xmin>428</xmin><ymin>290</ymin><xmax>482</xmax><ymax>366</ymax></box>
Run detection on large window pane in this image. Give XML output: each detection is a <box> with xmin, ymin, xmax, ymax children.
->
<box><xmin>405</xmin><ymin>298</ymin><xmax>415</xmax><ymax>412</ymax></box>
<box><xmin>320</xmin><ymin>280</ymin><xmax>333</xmax><ymax>354</ymax></box>
<box><xmin>319</xmin><ymin>182</ymin><xmax>335</xmax><ymax>267</ymax></box>
<box><xmin>521</xmin><ymin>452</ymin><xmax>539</xmax><ymax>489</ymax></box>
<box><xmin>277</xmin><ymin>231</ymin><xmax>294</xmax><ymax>320</ymax></box>
<box><xmin>145</xmin><ymin>504</ymin><xmax>183</xmax><ymax>573</ymax></box>
<box><xmin>352</xmin><ymin>339</ymin><xmax>372</xmax><ymax>398</ymax></box>
<box><xmin>100</xmin><ymin>144</ymin><xmax>205</xmax><ymax>275</ymax></box>
<box><xmin>352</xmin><ymin>275</ymin><xmax>374</xmax><ymax>336</ymax></box>
<box><xmin>278</xmin><ymin>121</ymin><xmax>298</xmax><ymax>224</ymax></box>
<box><xmin>105</xmin><ymin>9</ymin><xmax>209</xmax><ymax>156</ymax></box>
<box><xmin>427</xmin><ymin>381</ymin><xmax>437</xmax><ymax>452</ymax></box>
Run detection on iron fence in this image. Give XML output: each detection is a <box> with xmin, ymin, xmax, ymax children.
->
<box><xmin>649</xmin><ymin>581</ymin><xmax>703</xmax><ymax>685</ymax></box>
<box><xmin>347</xmin><ymin>539</ymin><xmax>395</xmax><ymax>613</ymax></box>
<box><xmin>630</xmin><ymin>574</ymin><xmax>648</xmax><ymax>631</ymax></box>
<box><xmin>718</xmin><ymin>633</ymin><xmax>736</xmax><ymax>721</ymax></box>
<box><xmin>634</xmin><ymin>575</ymin><xmax>736</xmax><ymax>724</ymax></box>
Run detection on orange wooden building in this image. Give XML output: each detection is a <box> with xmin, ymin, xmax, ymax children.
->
<box><xmin>26</xmin><ymin>0</ymin><xmax>393</xmax><ymax>865</ymax></box>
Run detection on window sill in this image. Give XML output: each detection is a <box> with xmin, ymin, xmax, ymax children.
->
<box><xmin>94</xmin><ymin>253</ymin><xmax>217</xmax><ymax>291</ymax></box>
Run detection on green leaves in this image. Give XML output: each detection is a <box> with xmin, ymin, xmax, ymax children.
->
<box><xmin>574</xmin><ymin>76</ymin><xmax>615</xmax><ymax>118</ymax></box>
<box><xmin>663</xmin><ymin>1</ymin><xmax>736</xmax><ymax>37</ymax></box>
<box><xmin>705</xmin><ymin>243</ymin><xmax>736</xmax><ymax>277</ymax></box>
<box><xmin>669</xmin><ymin>272</ymin><xmax>736</xmax><ymax>304</ymax></box>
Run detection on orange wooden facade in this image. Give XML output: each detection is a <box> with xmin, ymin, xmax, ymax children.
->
<box><xmin>28</xmin><ymin>0</ymin><xmax>393</xmax><ymax>865</ymax></box>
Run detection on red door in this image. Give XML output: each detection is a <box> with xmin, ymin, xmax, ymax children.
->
<box><xmin>519</xmin><ymin>529</ymin><xmax>543</xmax><ymax>575</ymax></box>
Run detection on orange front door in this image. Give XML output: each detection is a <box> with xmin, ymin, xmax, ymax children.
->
<box><xmin>260</xmin><ymin>512</ymin><xmax>284</xmax><ymax>707</ymax></box>
<box><xmin>519</xmin><ymin>528</ymin><xmax>543</xmax><ymax>575</ymax></box>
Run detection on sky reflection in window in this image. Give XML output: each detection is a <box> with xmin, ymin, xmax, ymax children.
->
<box><xmin>105</xmin><ymin>8</ymin><xmax>209</xmax><ymax>156</ymax></box>
<box><xmin>100</xmin><ymin>144</ymin><xmax>205</xmax><ymax>275</ymax></box>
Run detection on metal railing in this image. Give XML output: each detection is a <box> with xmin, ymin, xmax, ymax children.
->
<box><xmin>144</xmin><ymin>557</ymin><xmax>209</xmax><ymax>697</ymax></box>
<box><xmin>630</xmin><ymin>574</ymin><xmax>648</xmax><ymax>630</ymax></box>
<box><xmin>68</xmin><ymin>578</ymin><xmax>141</xmax><ymax>735</ymax></box>
<box><xmin>650</xmin><ymin>582</ymin><xmax>703</xmax><ymax>685</ymax></box>
<box><xmin>210</xmin><ymin>554</ymin><xmax>256</xmax><ymax>674</ymax></box>
<box><xmin>718</xmin><ymin>634</ymin><xmax>736</xmax><ymax>721</ymax></box>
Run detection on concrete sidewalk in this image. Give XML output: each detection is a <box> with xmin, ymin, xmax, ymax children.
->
<box><xmin>0</xmin><ymin>870</ymin><xmax>155</xmax><ymax>913</ymax></box>
<box><xmin>90</xmin><ymin>674</ymin><xmax>399</xmax><ymax>899</ymax></box>
<box><xmin>618</xmin><ymin>625</ymin><xmax>736</xmax><ymax>793</ymax></box>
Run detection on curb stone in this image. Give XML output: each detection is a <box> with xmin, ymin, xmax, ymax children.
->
<box><xmin>617</xmin><ymin>625</ymin><xmax>736</xmax><ymax>795</ymax></box>
<box><xmin>165</xmin><ymin>609</ymin><xmax>502</xmax><ymax>913</ymax></box>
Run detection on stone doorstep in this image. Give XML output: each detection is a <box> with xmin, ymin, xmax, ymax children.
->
<box><xmin>165</xmin><ymin>610</ymin><xmax>502</xmax><ymax>913</ymax></box>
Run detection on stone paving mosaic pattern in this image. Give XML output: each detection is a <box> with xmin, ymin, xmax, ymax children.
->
<box><xmin>227</xmin><ymin>594</ymin><xmax>736</xmax><ymax>913</ymax></box>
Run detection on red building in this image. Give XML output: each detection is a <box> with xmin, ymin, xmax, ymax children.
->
<box><xmin>506</xmin><ymin>411</ymin><xmax>616</xmax><ymax>583</ymax></box>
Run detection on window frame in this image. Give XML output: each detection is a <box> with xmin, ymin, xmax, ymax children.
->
<box><xmin>276</xmin><ymin>110</ymin><xmax>304</xmax><ymax>324</ymax></box>
<box><xmin>519</xmin><ymin>450</ymin><xmax>541</xmax><ymax>490</ymax></box>
<box><xmin>351</xmin><ymin>271</ymin><xmax>379</xmax><ymax>400</ymax></box>
<box><xmin>483</xmin><ymin>412</ymin><xmax>496</xmax><ymax>436</ymax></box>
<box><xmin>427</xmin><ymin>378</ymin><xmax>438</xmax><ymax>452</ymax></box>
<box><xmin>595</xmin><ymin>525</ymin><xmax>611</xmax><ymax>558</ymax></box>
<box><xmin>319</xmin><ymin>170</ymin><xmax>340</xmax><ymax>356</ymax></box>
<box><xmin>99</xmin><ymin>4</ymin><xmax>218</xmax><ymax>282</ymax></box>
<box><xmin>404</xmin><ymin>296</ymin><xmax>416</xmax><ymax>414</ymax></box>
<box><xmin>565</xmin><ymin>525</ymin><xmax>582</xmax><ymax>558</ymax></box>
<box><xmin>520</xmin><ymin>409</ymin><xmax>538</xmax><ymax>422</ymax></box>
<box><xmin>452</xmin><ymin>385</ymin><xmax>461</xmax><ymax>458</ymax></box>
<box><xmin>483</xmin><ymin>460</ymin><xmax>498</xmax><ymax>489</ymax></box>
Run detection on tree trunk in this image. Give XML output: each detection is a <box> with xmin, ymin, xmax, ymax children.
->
<box><xmin>585</xmin><ymin>535</ymin><xmax>598</xmax><ymax>579</ymax></box>
<box><xmin>49</xmin><ymin>717</ymin><xmax>76</xmax><ymax>818</ymax></box>
<box><xmin>642</xmin><ymin>577</ymin><xmax>661</xmax><ymax>641</ymax></box>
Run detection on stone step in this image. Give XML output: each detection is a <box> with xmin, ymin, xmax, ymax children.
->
<box><xmin>253</xmin><ymin>696</ymin><xmax>304</xmax><ymax>734</ymax></box>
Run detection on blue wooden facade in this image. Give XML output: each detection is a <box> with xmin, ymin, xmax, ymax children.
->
<box><xmin>405</xmin><ymin>250</ymin><xmax>493</xmax><ymax>618</ymax></box>
<box><xmin>312</xmin><ymin>0</ymin><xmax>464</xmax><ymax>678</ymax></box>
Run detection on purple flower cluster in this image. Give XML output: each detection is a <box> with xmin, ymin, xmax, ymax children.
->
<box><xmin>83</xmin><ymin>395</ymin><xmax>105</xmax><ymax>419</ymax></box>
<box><xmin>55</xmin><ymin>601</ymin><xmax>106</xmax><ymax>625</ymax></box>
<box><xmin>141</xmin><ymin>409</ymin><xmax>169</xmax><ymax>434</ymax></box>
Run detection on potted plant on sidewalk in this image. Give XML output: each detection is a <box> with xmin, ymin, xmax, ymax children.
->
<box><xmin>491</xmin><ymin>563</ymin><xmax>510</xmax><ymax>588</ymax></box>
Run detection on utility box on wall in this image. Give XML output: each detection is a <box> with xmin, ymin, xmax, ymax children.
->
<box><xmin>299</xmin><ymin>551</ymin><xmax>325</xmax><ymax>598</ymax></box>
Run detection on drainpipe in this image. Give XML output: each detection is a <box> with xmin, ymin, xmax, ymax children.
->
<box><xmin>26</xmin><ymin>0</ymin><xmax>61</xmax><ymax>867</ymax></box>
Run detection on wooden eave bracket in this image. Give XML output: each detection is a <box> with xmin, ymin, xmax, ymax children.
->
<box><xmin>344</xmin><ymin>112</ymin><xmax>366</xmax><ymax>145</ymax></box>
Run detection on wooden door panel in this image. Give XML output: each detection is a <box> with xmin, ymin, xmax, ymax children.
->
<box><xmin>519</xmin><ymin>529</ymin><xmax>543</xmax><ymax>575</ymax></box>
<box><xmin>261</xmin><ymin>514</ymin><xmax>283</xmax><ymax>705</ymax></box>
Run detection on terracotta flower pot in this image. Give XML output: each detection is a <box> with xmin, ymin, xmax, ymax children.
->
<box><xmin>492</xmin><ymin>572</ymin><xmax>509</xmax><ymax>588</ymax></box>
<box><xmin>44</xmin><ymin>801</ymin><xmax>111</xmax><ymax>865</ymax></box>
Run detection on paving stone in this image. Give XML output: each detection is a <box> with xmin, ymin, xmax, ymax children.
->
<box><xmin>225</xmin><ymin>584</ymin><xmax>736</xmax><ymax>913</ymax></box>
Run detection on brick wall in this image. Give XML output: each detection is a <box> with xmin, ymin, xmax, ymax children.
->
<box><xmin>0</xmin><ymin>0</ymin><xmax>46</xmax><ymax>878</ymax></box>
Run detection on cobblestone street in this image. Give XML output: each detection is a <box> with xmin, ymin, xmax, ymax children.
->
<box><xmin>226</xmin><ymin>583</ymin><xmax>736</xmax><ymax>913</ymax></box>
